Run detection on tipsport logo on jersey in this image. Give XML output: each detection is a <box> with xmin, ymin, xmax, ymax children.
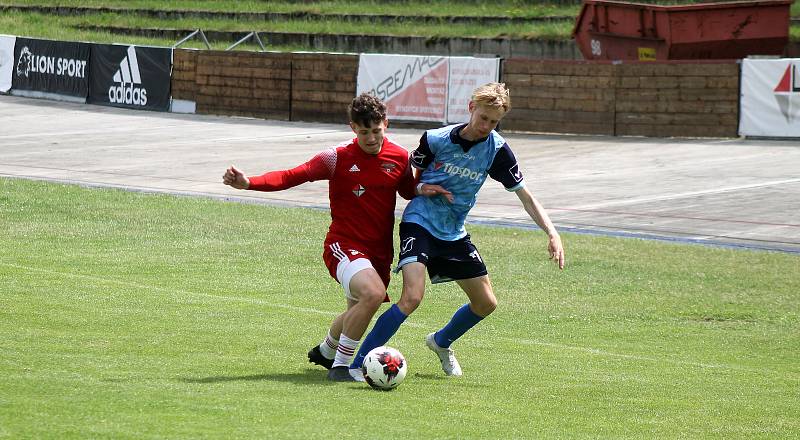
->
<box><xmin>433</xmin><ymin>161</ymin><xmax>483</xmax><ymax>182</ymax></box>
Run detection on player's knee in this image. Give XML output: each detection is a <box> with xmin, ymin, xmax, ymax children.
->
<box><xmin>473</xmin><ymin>296</ymin><xmax>497</xmax><ymax>317</ymax></box>
<box><xmin>352</xmin><ymin>284</ymin><xmax>385</xmax><ymax>309</ymax></box>
<box><xmin>360</xmin><ymin>287</ymin><xmax>385</xmax><ymax>307</ymax></box>
<box><xmin>397</xmin><ymin>287</ymin><xmax>423</xmax><ymax>315</ymax></box>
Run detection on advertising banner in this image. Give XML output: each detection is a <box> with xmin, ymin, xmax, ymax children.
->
<box><xmin>0</xmin><ymin>35</ymin><xmax>15</xmax><ymax>93</ymax></box>
<box><xmin>740</xmin><ymin>58</ymin><xmax>800</xmax><ymax>138</ymax></box>
<box><xmin>10</xmin><ymin>37</ymin><xmax>90</xmax><ymax>100</ymax></box>
<box><xmin>357</xmin><ymin>54</ymin><xmax>499</xmax><ymax>124</ymax></box>
<box><xmin>446</xmin><ymin>57</ymin><xmax>500</xmax><ymax>124</ymax></box>
<box><xmin>358</xmin><ymin>54</ymin><xmax>448</xmax><ymax>122</ymax></box>
<box><xmin>88</xmin><ymin>44</ymin><xmax>172</xmax><ymax>111</ymax></box>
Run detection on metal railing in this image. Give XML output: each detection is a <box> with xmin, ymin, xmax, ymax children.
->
<box><xmin>173</xmin><ymin>29</ymin><xmax>211</xmax><ymax>49</ymax></box>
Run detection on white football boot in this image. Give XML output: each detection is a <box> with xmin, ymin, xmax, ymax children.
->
<box><xmin>425</xmin><ymin>332</ymin><xmax>463</xmax><ymax>376</ymax></box>
<box><xmin>349</xmin><ymin>368</ymin><xmax>365</xmax><ymax>382</ymax></box>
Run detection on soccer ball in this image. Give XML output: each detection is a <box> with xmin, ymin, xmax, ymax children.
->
<box><xmin>361</xmin><ymin>346</ymin><xmax>407</xmax><ymax>390</ymax></box>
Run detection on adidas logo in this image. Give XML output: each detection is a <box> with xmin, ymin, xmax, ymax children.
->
<box><xmin>349</xmin><ymin>164</ymin><xmax>360</xmax><ymax>172</ymax></box>
<box><xmin>108</xmin><ymin>46</ymin><xmax>148</xmax><ymax>106</ymax></box>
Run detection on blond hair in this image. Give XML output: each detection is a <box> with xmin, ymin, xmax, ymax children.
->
<box><xmin>471</xmin><ymin>82</ymin><xmax>510</xmax><ymax>113</ymax></box>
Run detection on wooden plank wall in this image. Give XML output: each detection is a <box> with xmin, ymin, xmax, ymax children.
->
<box><xmin>614</xmin><ymin>63</ymin><xmax>739</xmax><ymax>138</ymax></box>
<box><xmin>502</xmin><ymin>59</ymin><xmax>740</xmax><ymax>137</ymax></box>
<box><xmin>194</xmin><ymin>51</ymin><xmax>292</xmax><ymax>120</ymax></box>
<box><xmin>502</xmin><ymin>60</ymin><xmax>617</xmax><ymax>135</ymax></box>
<box><xmin>290</xmin><ymin>53</ymin><xmax>359</xmax><ymax>124</ymax></box>
<box><xmin>171</xmin><ymin>49</ymin><xmax>740</xmax><ymax>138</ymax></box>
<box><xmin>171</xmin><ymin>49</ymin><xmax>197</xmax><ymax>102</ymax></box>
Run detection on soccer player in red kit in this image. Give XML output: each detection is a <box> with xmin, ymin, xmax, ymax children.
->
<box><xmin>222</xmin><ymin>93</ymin><xmax>451</xmax><ymax>381</ymax></box>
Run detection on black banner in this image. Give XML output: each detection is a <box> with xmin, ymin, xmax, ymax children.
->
<box><xmin>11</xmin><ymin>37</ymin><xmax>90</xmax><ymax>99</ymax></box>
<box><xmin>88</xmin><ymin>44</ymin><xmax>171</xmax><ymax>111</ymax></box>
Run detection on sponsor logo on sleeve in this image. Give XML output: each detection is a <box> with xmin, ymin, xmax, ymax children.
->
<box><xmin>509</xmin><ymin>163</ymin><xmax>523</xmax><ymax>183</ymax></box>
<box><xmin>410</xmin><ymin>150</ymin><xmax>427</xmax><ymax>167</ymax></box>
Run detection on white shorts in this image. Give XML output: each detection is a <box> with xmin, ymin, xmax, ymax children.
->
<box><xmin>323</xmin><ymin>240</ymin><xmax>391</xmax><ymax>302</ymax></box>
<box><xmin>336</xmin><ymin>257</ymin><xmax>374</xmax><ymax>301</ymax></box>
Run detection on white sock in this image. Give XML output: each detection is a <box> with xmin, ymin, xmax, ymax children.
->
<box><xmin>332</xmin><ymin>334</ymin><xmax>359</xmax><ymax>368</ymax></box>
<box><xmin>319</xmin><ymin>331</ymin><xmax>338</xmax><ymax>359</ymax></box>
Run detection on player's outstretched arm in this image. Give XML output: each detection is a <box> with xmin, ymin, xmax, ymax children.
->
<box><xmin>222</xmin><ymin>165</ymin><xmax>250</xmax><ymax>190</ymax></box>
<box><xmin>515</xmin><ymin>186</ymin><xmax>565</xmax><ymax>270</ymax></box>
<box><xmin>418</xmin><ymin>183</ymin><xmax>454</xmax><ymax>203</ymax></box>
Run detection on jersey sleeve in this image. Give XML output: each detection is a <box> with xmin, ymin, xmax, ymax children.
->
<box><xmin>396</xmin><ymin>155</ymin><xmax>418</xmax><ymax>201</ymax></box>
<box><xmin>488</xmin><ymin>143</ymin><xmax>525</xmax><ymax>191</ymax></box>
<box><xmin>410</xmin><ymin>133</ymin><xmax>435</xmax><ymax>170</ymax></box>
<box><xmin>247</xmin><ymin>148</ymin><xmax>336</xmax><ymax>191</ymax></box>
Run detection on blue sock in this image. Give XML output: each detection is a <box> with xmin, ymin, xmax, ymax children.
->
<box><xmin>350</xmin><ymin>304</ymin><xmax>407</xmax><ymax>369</ymax></box>
<box><xmin>434</xmin><ymin>304</ymin><xmax>483</xmax><ymax>349</ymax></box>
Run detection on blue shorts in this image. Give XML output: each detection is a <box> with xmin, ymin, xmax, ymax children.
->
<box><xmin>395</xmin><ymin>222</ymin><xmax>488</xmax><ymax>284</ymax></box>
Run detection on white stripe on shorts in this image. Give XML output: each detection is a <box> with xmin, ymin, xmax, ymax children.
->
<box><xmin>329</xmin><ymin>242</ymin><xmax>373</xmax><ymax>301</ymax></box>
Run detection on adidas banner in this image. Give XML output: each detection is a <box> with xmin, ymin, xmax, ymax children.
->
<box><xmin>10</xmin><ymin>37</ymin><xmax>90</xmax><ymax>100</ymax></box>
<box><xmin>0</xmin><ymin>35</ymin><xmax>14</xmax><ymax>93</ymax></box>
<box><xmin>740</xmin><ymin>58</ymin><xmax>800</xmax><ymax>138</ymax></box>
<box><xmin>88</xmin><ymin>44</ymin><xmax>172</xmax><ymax>111</ymax></box>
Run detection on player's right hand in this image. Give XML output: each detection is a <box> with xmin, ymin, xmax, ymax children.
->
<box><xmin>223</xmin><ymin>165</ymin><xmax>250</xmax><ymax>190</ymax></box>
<box><xmin>420</xmin><ymin>183</ymin><xmax>454</xmax><ymax>203</ymax></box>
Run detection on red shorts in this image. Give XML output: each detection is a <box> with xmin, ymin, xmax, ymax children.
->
<box><xmin>322</xmin><ymin>239</ymin><xmax>391</xmax><ymax>301</ymax></box>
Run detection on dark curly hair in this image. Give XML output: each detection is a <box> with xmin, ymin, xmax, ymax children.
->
<box><xmin>348</xmin><ymin>93</ymin><xmax>387</xmax><ymax>127</ymax></box>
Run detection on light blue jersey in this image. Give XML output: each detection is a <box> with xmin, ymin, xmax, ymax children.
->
<box><xmin>402</xmin><ymin>124</ymin><xmax>525</xmax><ymax>241</ymax></box>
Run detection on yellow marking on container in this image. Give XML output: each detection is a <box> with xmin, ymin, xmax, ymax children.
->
<box><xmin>638</xmin><ymin>47</ymin><xmax>656</xmax><ymax>61</ymax></box>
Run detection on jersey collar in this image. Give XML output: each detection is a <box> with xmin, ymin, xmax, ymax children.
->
<box><xmin>450</xmin><ymin>123</ymin><xmax>489</xmax><ymax>152</ymax></box>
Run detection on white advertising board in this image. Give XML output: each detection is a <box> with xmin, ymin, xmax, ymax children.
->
<box><xmin>446</xmin><ymin>57</ymin><xmax>500</xmax><ymax>123</ymax></box>
<box><xmin>357</xmin><ymin>54</ymin><xmax>499</xmax><ymax>124</ymax></box>
<box><xmin>740</xmin><ymin>58</ymin><xmax>800</xmax><ymax>137</ymax></box>
<box><xmin>0</xmin><ymin>35</ymin><xmax>16</xmax><ymax>93</ymax></box>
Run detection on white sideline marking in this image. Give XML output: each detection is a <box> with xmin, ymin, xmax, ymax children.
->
<box><xmin>504</xmin><ymin>338</ymin><xmax>771</xmax><ymax>374</ymax></box>
<box><xmin>1</xmin><ymin>261</ymin><xmax>787</xmax><ymax>377</ymax></box>
<box><xmin>572</xmin><ymin>178</ymin><xmax>800</xmax><ymax>210</ymax></box>
<box><xmin>0</xmin><ymin>262</ymin><xmax>335</xmax><ymax>318</ymax></box>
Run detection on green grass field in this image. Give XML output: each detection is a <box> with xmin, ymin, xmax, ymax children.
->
<box><xmin>1</xmin><ymin>0</ymin><xmax>798</xmax><ymax>47</ymax></box>
<box><xmin>1</xmin><ymin>1</ymin><xmax>582</xmax><ymax>18</ymax></box>
<box><xmin>1</xmin><ymin>177</ymin><xmax>798</xmax><ymax>439</ymax></box>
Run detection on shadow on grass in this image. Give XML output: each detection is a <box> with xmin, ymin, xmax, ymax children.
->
<box><xmin>178</xmin><ymin>368</ymin><xmax>332</xmax><ymax>385</ymax></box>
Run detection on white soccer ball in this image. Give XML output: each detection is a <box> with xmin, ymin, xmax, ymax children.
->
<box><xmin>361</xmin><ymin>346</ymin><xmax>407</xmax><ymax>390</ymax></box>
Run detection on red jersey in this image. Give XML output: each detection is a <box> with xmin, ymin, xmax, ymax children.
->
<box><xmin>247</xmin><ymin>138</ymin><xmax>416</xmax><ymax>259</ymax></box>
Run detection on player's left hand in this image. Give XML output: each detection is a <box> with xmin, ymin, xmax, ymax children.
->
<box><xmin>420</xmin><ymin>184</ymin><xmax>454</xmax><ymax>203</ymax></box>
<box><xmin>548</xmin><ymin>234</ymin><xmax>565</xmax><ymax>270</ymax></box>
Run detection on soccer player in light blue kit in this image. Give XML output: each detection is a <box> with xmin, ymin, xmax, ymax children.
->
<box><xmin>350</xmin><ymin>83</ymin><xmax>565</xmax><ymax>377</ymax></box>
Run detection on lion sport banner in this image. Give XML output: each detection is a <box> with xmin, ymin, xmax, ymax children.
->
<box><xmin>740</xmin><ymin>58</ymin><xmax>800</xmax><ymax>138</ymax></box>
<box><xmin>357</xmin><ymin>54</ymin><xmax>500</xmax><ymax>124</ymax></box>
<box><xmin>88</xmin><ymin>44</ymin><xmax>172</xmax><ymax>111</ymax></box>
<box><xmin>10</xmin><ymin>37</ymin><xmax>90</xmax><ymax>102</ymax></box>
<box><xmin>0</xmin><ymin>35</ymin><xmax>15</xmax><ymax>93</ymax></box>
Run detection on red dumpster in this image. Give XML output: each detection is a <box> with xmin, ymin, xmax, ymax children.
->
<box><xmin>572</xmin><ymin>0</ymin><xmax>792</xmax><ymax>60</ymax></box>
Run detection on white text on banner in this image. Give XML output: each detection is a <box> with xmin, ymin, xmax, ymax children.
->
<box><xmin>446</xmin><ymin>57</ymin><xmax>500</xmax><ymax>124</ymax></box>
<box><xmin>357</xmin><ymin>54</ymin><xmax>448</xmax><ymax>122</ymax></box>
